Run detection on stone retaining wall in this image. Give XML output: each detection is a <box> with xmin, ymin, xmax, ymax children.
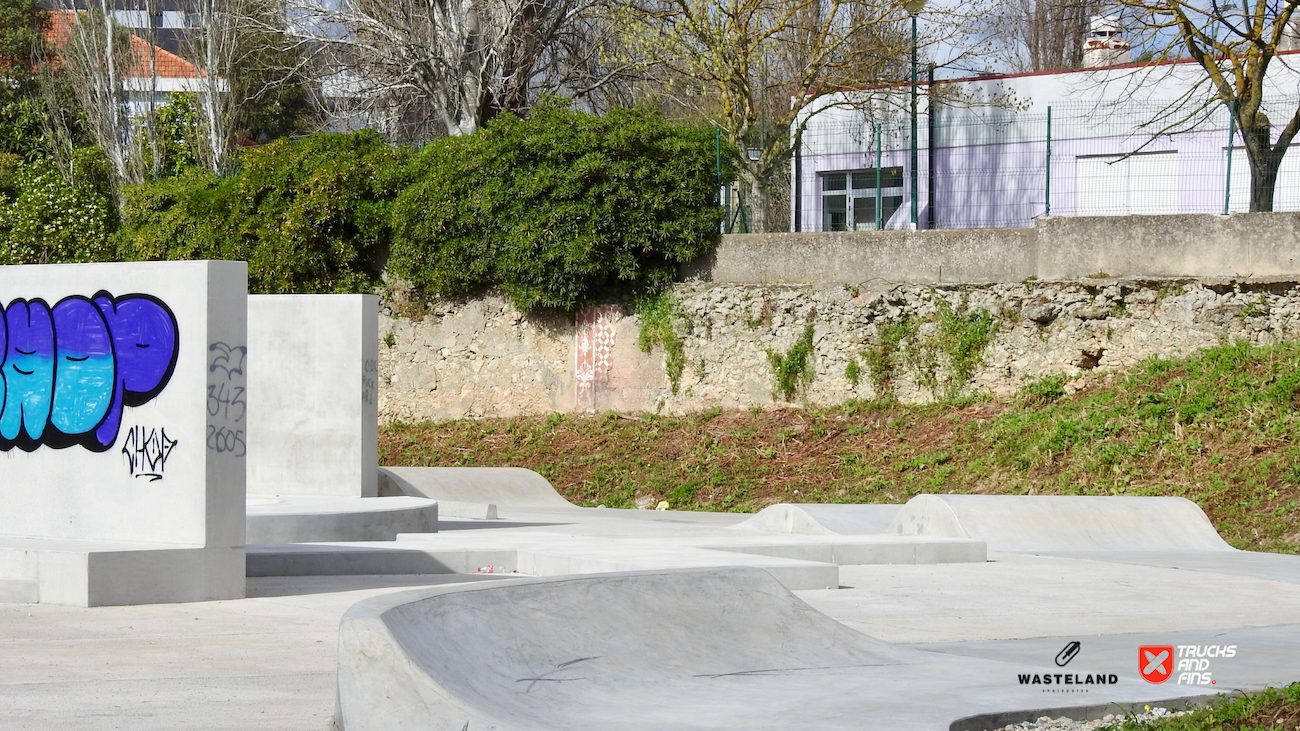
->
<box><xmin>377</xmin><ymin>277</ymin><xmax>1300</xmax><ymax>422</ymax></box>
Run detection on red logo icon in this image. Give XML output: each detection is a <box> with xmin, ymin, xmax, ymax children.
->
<box><xmin>1140</xmin><ymin>645</ymin><xmax>1174</xmax><ymax>683</ymax></box>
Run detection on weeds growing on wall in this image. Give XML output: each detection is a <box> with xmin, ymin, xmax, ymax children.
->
<box><xmin>767</xmin><ymin>321</ymin><xmax>816</xmax><ymax>400</ymax></box>
<box><xmin>844</xmin><ymin>357</ymin><xmax>862</xmax><ymax>388</ymax></box>
<box><xmin>863</xmin><ymin>317</ymin><xmax>915</xmax><ymax>395</ymax></box>
<box><xmin>935</xmin><ymin>299</ymin><xmax>996</xmax><ymax>387</ymax></box>
<box><xmin>635</xmin><ymin>291</ymin><xmax>686</xmax><ymax>395</ymax></box>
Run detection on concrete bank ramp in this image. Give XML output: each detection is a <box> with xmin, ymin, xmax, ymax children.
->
<box><xmin>379</xmin><ymin>466</ymin><xmax>573</xmax><ymax>509</ymax></box>
<box><xmin>732</xmin><ymin>503</ymin><xmax>902</xmax><ymax>535</ymax></box>
<box><xmin>888</xmin><ymin>494</ymin><xmax>1233</xmax><ymax>552</ymax></box>
<box><xmin>337</xmin><ymin>567</ymin><xmax>1206</xmax><ymax>731</ymax></box>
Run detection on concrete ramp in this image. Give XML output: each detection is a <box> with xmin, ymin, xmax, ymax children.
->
<box><xmin>379</xmin><ymin>466</ymin><xmax>573</xmax><ymax>508</ymax></box>
<box><xmin>731</xmin><ymin>503</ymin><xmax>902</xmax><ymax>535</ymax></box>
<box><xmin>337</xmin><ymin>567</ymin><xmax>1208</xmax><ymax>731</ymax></box>
<box><xmin>888</xmin><ymin>494</ymin><xmax>1234</xmax><ymax>552</ymax></box>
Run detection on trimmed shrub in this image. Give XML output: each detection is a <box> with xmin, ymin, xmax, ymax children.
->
<box><xmin>388</xmin><ymin>102</ymin><xmax>727</xmax><ymax>312</ymax></box>
<box><xmin>117</xmin><ymin>130</ymin><xmax>409</xmax><ymax>294</ymax></box>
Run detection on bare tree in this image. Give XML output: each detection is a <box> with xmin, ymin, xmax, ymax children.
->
<box><xmin>288</xmin><ymin>0</ymin><xmax>630</xmax><ymax>138</ymax></box>
<box><xmin>994</xmin><ymin>0</ymin><xmax>1095</xmax><ymax>72</ymax></box>
<box><xmin>178</xmin><ymin>0</ymin><xmax>300</xmax><ymax>173</ymax></box>
<box><xmin>621</xmin><ymin>0</ymin><xmax>984</xmax><ymax>232</ymax></box>
<box><xmin>39</xmin><ymin>3</ymin><xmax>151</xmax><ymax>198</ymax></box>
<box><xmin>1114</xmin><ymin>0</ymin><xmax>1300</xmax><ymax>211</ymax></box>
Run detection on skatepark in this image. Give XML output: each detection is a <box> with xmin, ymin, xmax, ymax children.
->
<box><xmin>3</xmin><ymin>261</ymin><xmax>1300</xmax><ymax>730</ymax></box>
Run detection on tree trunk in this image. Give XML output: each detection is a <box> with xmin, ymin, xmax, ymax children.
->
<box><xmin>1243</xmin><ymin>120</ymin><xmax>1281</xmax><ymax>212</ymax></box>
<box><xmin>738</xmin><ymin>167</ymin><xmax>771</xmax><ymax>233</ymax></box>
<box><xmin>1250</xmin><ymin>158</ymin><xmax>1279</xmax><ymax>212</ymax></box>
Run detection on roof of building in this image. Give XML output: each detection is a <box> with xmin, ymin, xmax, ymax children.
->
<box><xmin>45</xmin><ymin>10</ymin><xmax>204</xmax><ymax>79</ymax></box>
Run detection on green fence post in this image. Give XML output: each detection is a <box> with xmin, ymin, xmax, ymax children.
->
<box><xmin>875</xmin><ymin>123</ymin><xmax>883</xmax><ymax>230</ymax></box>
<box><xmin>1224</xmin><ymin>102</ymin><xmax>1236</xmax><ymax>215</ymax></box>
<box><xmin>1045</xmin><ymin>106</ymin><xmax>1052</xmax><ymax>217</ymax></box>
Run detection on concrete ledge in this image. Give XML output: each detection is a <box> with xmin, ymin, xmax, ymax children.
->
<box><xmin>437</xmin><ymin>501</ymin><xmax>499</xmax><ymax>520</ymax></box>
<box><xmin>246</xmin><ymin>497</ymin><xmax>439</xmax><ymax>544</ymax></box>
<box><xmin>0</xmin><ymin>538</ymin><xmax>245</xmax><ymax>607</ymax></box>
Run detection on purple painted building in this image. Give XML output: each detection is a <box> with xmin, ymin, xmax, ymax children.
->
<box><xmin>793</xmin><ymin>53</ymin><xmax>1300</xmax><ymax>232</ymax></box>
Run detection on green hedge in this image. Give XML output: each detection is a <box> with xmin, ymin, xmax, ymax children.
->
<box><xmin>388</xmin><ymin>102</ymin><xmax>727</xmax><ymax>312</ymax></box>
<box><xmin>117</xmin><ymin>130</ymin><xmax>409</xmax><ymax>293</ymax></box>
<box><xmin>0</xmin><ymin>155</ymin><xmax>116</xmax><ymax>265</ymax></box>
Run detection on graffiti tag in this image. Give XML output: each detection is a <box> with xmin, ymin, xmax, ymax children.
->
<box><xmin>121</xmin><ymin>425</ymin><xmax>178</xmax><ymax>481</ymax></box>
<box><xmin>0</xmin><ymin>292</ymin><xmax>179</xmax><ymax>452</ymax></box>
<box><xmin>362</xmin><ymin>358</ymin><xmax>377</xmax><ymax>406</ymax></box>
<box><xmin>207</xmin><ymin>342</ymin><xmax>246</xmax><ymax>457</ymax></box>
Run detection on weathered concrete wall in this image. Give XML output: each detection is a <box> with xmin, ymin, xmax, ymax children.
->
<box><xmin>687</xmin><ymin>212</ymin><xmax>1300</xmax><ymax>285</ymax></box>
<box><xmin>248</xmin><ymin>294</ymin><xmax>378</xmax><ymax>498</ymax></box>
<box><xmin>1036</xmin><ymin>214</ymin><xmax>1300</xmax><ymax>280</ymax></box>
<box><xmin>0</xmin><ymin>261</ymin><xmax>247</xmax><ymax>605</ymax></box>
<box><xmin>378</xmin><ymin>277</ymin><xmax>1300</xmax><ymax>422</ymax></box>
<box><xmin>685</xmin><ymin>228</ymin><xmax>1038</xmax><ymax>285</ymax></box>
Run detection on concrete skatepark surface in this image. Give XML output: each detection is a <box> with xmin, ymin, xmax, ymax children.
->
<box><xmin>6</xmin><ymin>490</ymin><xmax>1300</xmax><ymax>730</ymax></box>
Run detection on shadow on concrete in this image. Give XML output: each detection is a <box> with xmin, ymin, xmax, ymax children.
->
<box><xmin>246</xmin><ymin>573</ymin><xmax>510</xmax><ymax>599</ymax></box>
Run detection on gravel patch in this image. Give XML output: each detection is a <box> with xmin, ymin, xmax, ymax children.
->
<box><xmin>993</xmin><ymin>707</ymin><xmax>1189</xmax><ymax>730</ymax></box>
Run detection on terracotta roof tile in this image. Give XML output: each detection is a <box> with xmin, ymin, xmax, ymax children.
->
<box><xmin>43</xmin><ymin>10</ymin><xmax>205</xmax><ymax>80</ymax></box>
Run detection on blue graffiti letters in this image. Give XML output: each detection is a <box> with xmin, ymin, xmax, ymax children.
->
<box><xmin>0</xmin><ymin>291</ymin><xmax>179</xmax><ymax>452</ymax></box>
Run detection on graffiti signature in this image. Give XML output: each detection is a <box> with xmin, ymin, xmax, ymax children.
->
<box><xmin>121</xmin><ymin>425</ymin><xmax>178</xmax><ymax>481</ymax></box>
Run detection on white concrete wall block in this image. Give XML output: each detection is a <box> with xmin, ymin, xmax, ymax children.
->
<box><xmin>0</xmin><ymin>260</ymin><xmax>248</xmax><ymax>605</ymax></box>
<box><xmin>247</xmin><ymin>294</ymin><xmax>379</xmax><ymax>498</ymax></box>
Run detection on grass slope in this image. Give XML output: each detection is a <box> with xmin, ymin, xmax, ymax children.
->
<box><xmin>381</xmin><ymin>341</ymin><xmax>1300</xmax><ymax>553</ymax></box>
<box><xmin>1105</xmin><ymin>683</ymin><xmax>1300</xmax><ymax>730</ymax></box>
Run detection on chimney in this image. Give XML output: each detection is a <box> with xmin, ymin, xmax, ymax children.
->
<box><xmin>1280</xmin><ymin>17</ymin><xmax>1300</xmax><ymax>52</ymax></box>
<box><xmin>1083</xmin><ymin>15</ymin><xmax>1132</xmax><ymax>68</ymax></box>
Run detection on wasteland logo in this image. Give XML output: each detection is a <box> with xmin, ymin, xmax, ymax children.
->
<box><xmin>1018</xmin><ymin>642</ymin><xmax>1119</xmax><ymax>692</ymax></box>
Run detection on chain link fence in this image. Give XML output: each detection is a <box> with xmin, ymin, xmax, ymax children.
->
<box><xmin>786</xmin><ymin>98</ymin><xmax>1300</xmax><ymax>232</ymax></box>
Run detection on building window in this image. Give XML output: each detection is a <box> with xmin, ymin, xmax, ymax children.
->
<box><xmin>821</xmin><ymin>168</ymin><xmax>904</xmax><ymax>231</ymax></box>
<box><xmin>1076</xmin><ymin>151</ymin><xmax>1178</xmax><ymax>216</ymax></box>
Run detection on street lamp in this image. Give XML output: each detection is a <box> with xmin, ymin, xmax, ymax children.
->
<box><xmin>904</xmin><ymin>0</ymin><xmax>927</xmax><ymax>229</ymax></box>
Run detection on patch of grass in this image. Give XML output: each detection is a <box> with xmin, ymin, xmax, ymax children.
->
<box><xmin>380</xmin><ymin>341</ymin><xmax>1300</xmax><ymax>553</ymax></box>
<box><xmin>767</xmin><ymin>322</ymin><xmax>816</xmax><ymax>401</ymax></box>
<box><xmin>635</xmin><ymin>291</ymin><xmax>686</xmax><ymax>395</ymax></box>
<box><xmin>1021</xmin><ymin>374</ymin><xmax>1068</xmax><ymax>405</ymax></box>
<box><xmin>1103</xmin><ymin>683</ymin><xmax>1300</xmax><ymax>730</ymax></box>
